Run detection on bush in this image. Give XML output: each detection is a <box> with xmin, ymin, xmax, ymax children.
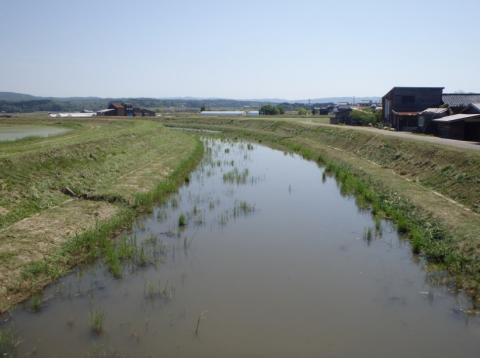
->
<box><xmin>297</xmin><ymin>107</ymin><xmax>308</xmax><ymax>116</ymax></box>
<box><xmin>350</xmin><ymin>109</ymin><xmax>381</xmax><ymax>126</ymax></box>
<box><xmin>260</xmin><ymin>105</ymin><xmax>285</xmax><ymax>115</ymax></box>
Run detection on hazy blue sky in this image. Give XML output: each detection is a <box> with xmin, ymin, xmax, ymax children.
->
<box><xmin>1</xmin><ymin>0</ymin><xmax>479</xmax><ymax>99</ymax></box>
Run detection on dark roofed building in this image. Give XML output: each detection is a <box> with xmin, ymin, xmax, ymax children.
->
<box><xmin>329</xmin><ymin>105</ymin><xmax>353</xmax><ymax>125</ymax></box>
<box><xmin>382</xmin><ymin>87</ymin><xmax>444</xmax><ymax>131</ymax></box>
<box><xmin>102</xmin><ymin>102</ymin><xmax>155</xmax><ymax>117</ymax></box>
<box><xmin>442</xmin><ymin>94</ymin><xmax>480</xmax><ymax>113</ymax></box>
<box><xmin>108</xmin><ymin>102</ymin><xmax>127</xmax><ymax>116</ymax></box>
<box><xmin>467</xmin><ymin>103</ymin><xmax>480</xmax><ymax>114</ymax></box>
<box><xmin>433</xmin><ymin>113</ymin><xmax>480</xmax><ymax>141</ymax></box>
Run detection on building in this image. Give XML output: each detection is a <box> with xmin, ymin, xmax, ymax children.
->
<box><xmin>382</xmin><ymin>87</ymin><xmax>444</xmax><ymax>131</ymax></box>
<box><xmin>108</xmin><ymin>103</ymin><xmax>128</xmax><ymax>116</ymax></box>
<box><xmin>433</xmin><ymin>113</ymin><xmax>480</xmax><ymax>141</ymax></box>
<box><xmin>466</xmin><ymin>103</ymin><xmax>480</xmax><ymax>114</ymax></box>
<box><xmin>201</xmin><ymin>111</ymin><xmax>246</xmax><ymax>116</ymax></box>
<box><xmin>418</xmin><ymin>108</ymin><xmax>448</xmax><ymax>133</ymax></box>
<box><xmin>246</xmin><ymin>111</ymin><xmax>259</xmax><ymax>117</ymax></box>
<box><xmin>97</xmin><ymin>103</ymin><xmax>155</xmax><ymax>117</ymax></box>
<box><xmin>442</xmin><ymin>93</ymin><xmax>480</xmax><ymax>114</ymax></box>
<box><xmin>48</xmin><ymin>112</ymin><xmax>96</xmax><ymax>118</ymax></box>
<box><xmin>329</xmin><ymin>105</ymin><xmax>353</xmax><ymax>124</ymax></box>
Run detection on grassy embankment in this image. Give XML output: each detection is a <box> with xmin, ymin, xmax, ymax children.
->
<box><xmin>162</xmin><ymin>116</ymin><xmax>480</xmax><ymax>300</ymax></box>
<box><xmin>0</xmin><ymin>117</ymin><xmax>203</xmax><ymax>312</ymax></box>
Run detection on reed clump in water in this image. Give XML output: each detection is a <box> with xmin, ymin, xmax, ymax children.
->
<box><xmin>178</xmin><ymin>214</ymin><xmax>187</xmax><ymax>228</ymax></box>
<box><xmin>89</xmin><ymin>309</ymin><xmax>105</xmax><ymax>335</ymax></box>
<box><xmin>30</xmin><ymin>293</ymin><xmax>43</xmax><ymax>313</ymax></box>
<box><xmin>0</xmin><ymin>329</ymin><xmax>20</xmax><ymax>356</ymax></box>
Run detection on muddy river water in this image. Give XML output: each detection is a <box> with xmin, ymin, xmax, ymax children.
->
<box><xmin>3</xmin><ymin>138</ymin><xmax>480</xmax><ymax>357</ymax></box>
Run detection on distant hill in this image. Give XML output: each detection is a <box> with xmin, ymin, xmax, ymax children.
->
<box><xmin>0</xmin><ymin>92</ymin><xmax>40</xmax><ymax>102</ymax></box>
<box><xmin>0</xmin><ymin>92</ymin><xmax>381</xmax><ymax>113</ymax></box>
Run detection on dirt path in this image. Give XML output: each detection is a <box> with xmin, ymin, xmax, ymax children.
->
<box><xmin>295</xmin><ymin>119</ymin><xmax>480</xmax><ymax>151</ymax></box>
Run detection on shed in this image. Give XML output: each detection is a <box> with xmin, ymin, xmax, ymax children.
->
<box><xmin>433</xmin><ymin>113</ymin><xmax>480</xmax><ymax>141</ymax></box>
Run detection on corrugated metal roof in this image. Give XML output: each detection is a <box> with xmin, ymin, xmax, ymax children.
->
<box><xmin>442</xmin><ymin>94</ymin><xmax>480</xmax><ymax>107</ymax></box>
<box><xmin>433</xmin><ymin>113</ymin><xmax>480</xmax><ymax>123</ymax></box>
<box><xmin>470</xmin><ymin>103</ymin><xmax>480</xmax><ymax>112</ymax></box>
<box><xmin>420</xmin><ymin>108</ymin><xmax>448</xmax><ymax>114</ymax></box>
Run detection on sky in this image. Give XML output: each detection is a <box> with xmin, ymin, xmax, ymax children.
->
<box><xmin>0</xmin><ymin>0</ymin><xmax>479</xmax><ymax>99</ymax></box>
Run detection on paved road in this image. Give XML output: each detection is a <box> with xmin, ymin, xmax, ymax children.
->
<box><xmin>293</xmin><ymin>119</ymin><xmax>480</xmax><ymax>152</ymax></box>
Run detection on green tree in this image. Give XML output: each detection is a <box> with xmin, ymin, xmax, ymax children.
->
<box><xmin>297</xmin><ymin>107</ymin><xmax>308</xmax><ymax>116</ymax></box>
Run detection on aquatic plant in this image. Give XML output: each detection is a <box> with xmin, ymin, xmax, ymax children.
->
<box><xmin>89</xmin><ymin>309</ymin><xmax>105</xmax><ymax>335</ymax></box>
<box><xmin>233</xmin><ymin>201</ymin><xmax>255</xmax><ymax>218</ymax></box>
<box><xmin>30</xmin><ymin>293</ymin><xmax>43</xmax><ymax>312</ymax></box>
<box><xmin>136</xmin><ymin>246</ymin><xmax>147</xmax><ymax>267</ymax></box>
<box><xmin>0</xmin><ymin>329</ymin><xmax>20</xmax><ymax>356</ymax></box>
<box><xmin>178</xmin><ymin>214</ymin><xmax>187</xmax><ymax>227</ymax></box>
<box><xmin>194</xmin><ymin>311</ymin><xmax>208</xmax><ymax>337</ymax></box>
<box><xmin>363</xmin><ymin>227</ymin><xmax>373</xmax><ymax>244</ymax></box>
<box><xmin>223</xmin><ymin>168</ymin><xmax>249</xmax><ymax>185</ymax></box>
<box><xmin>144</xmin><ymin>280</ymin><xmax>175</xmax><ymax>301</ymax></box>
<box><xmin>170</xmin><ymin>197</ymin><xmax>179</xmax><ymax>209</ymax></box>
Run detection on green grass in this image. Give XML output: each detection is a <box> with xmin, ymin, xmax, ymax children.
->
<box><xmin>0</xmin><ymin>117</ymin><xmax>204</xmax><ymax>312</ymax></box>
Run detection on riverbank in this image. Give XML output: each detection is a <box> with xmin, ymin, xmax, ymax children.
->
<box><xmin>0</xmin><ymin>118</ymin><xmax>203</xmax><ymax>312</ymax></box>
<box><xmin>162</xmin><ymin>116</ymin><xmax>480</xmax><ymax>298</ymax></box>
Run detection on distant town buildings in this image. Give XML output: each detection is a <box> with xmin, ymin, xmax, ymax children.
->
<box><xmin>200</xmin><ymin>110</ymin><xmax>259</xmax><ymax>117</ymax></box>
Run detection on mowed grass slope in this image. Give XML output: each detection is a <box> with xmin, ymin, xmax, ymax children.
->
<box><xmin>0</xmin><ymin>118</ymin><xmax>202</xmax><ymax>311</ymax></box>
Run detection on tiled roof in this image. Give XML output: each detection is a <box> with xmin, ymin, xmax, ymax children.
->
<box><xmin>442</xmin><ymin>94</ymin><xmax>480</xmax><ymax>107</ymax></box>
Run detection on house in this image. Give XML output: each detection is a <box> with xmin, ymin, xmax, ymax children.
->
<box><xmin>382</xmin><ymin>87</ymin><xmax>444</xmax><ymax>131</ymax></box>
<box><xmin>358</xmin><ymin>100</ymin><xmax>373</xmax><ymax>107</ymax></box>
<box><xmin>108</xmin><ymin>102</ymin><xmax>128</xmax><ymax>116</ymax></box>
<box><xmin>433</xmin><ymin>113</ymin><xmax>480</xmax><ymax>141</ymax></box>
<box><xmin>97</xmin><ymin>103</ymin><xmax>155</xmax><ymax>117</ymax></box>
<box><xmin>329</xmin><ymin>105</ymin><xmax>352</xmax><ymax>124</ymax></box>
<box><xmin>442</xmin><ymin>93</ymin><xmax>480</xmax><ymax>114</ymax></box>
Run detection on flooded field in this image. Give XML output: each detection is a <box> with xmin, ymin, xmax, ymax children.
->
<box><xmin>2</xmin><ymin>138</ymin><xmax>480</xmax><ymax>357</ymax></box>
<box><xmin>0</xmin><ymin>125</ymin><xmax>70</xmax><ymax>141</ymax></box>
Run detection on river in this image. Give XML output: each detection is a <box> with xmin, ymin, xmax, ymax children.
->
<box><xmin>2</xmin><ymin>138</ymin><xmax>480</xmax><ymax>357</ymax></box>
